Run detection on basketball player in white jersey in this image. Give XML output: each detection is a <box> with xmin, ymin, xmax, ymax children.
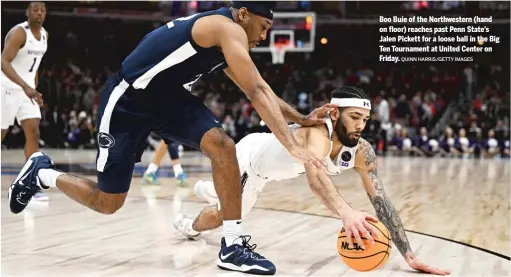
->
<box><xmin>1</xmin><ymin>2</ymin><xmax>48</xmax><ymax>200</ymax></box>
<box><xmin>175</xmin><ymin>86</ymin><xmax>450</xmax><ymax>276</ymax></box>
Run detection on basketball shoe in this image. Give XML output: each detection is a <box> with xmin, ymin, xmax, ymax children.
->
<box><xmin>143</xmin><ymin>169</ymin><xmax>160</xmax><ymax>185</ymax></box>
<box><xmin>173</xmin><ymin>214</ymin><xmax>200</xmax><ymax>240</ymax></box>
<box><xmin>8</xmin><ymin>152</ymin><xmax>55</xmax><ymax>214</ymax></box>
<box><xmin>217</xmin><ymin>235</ymin><xmax>276</xmax><ymax>275</ymax></box>
<box><xmin>194</xmin><ymin>180</ymin><xmax>218</xmax><ymax>205</ymax></box>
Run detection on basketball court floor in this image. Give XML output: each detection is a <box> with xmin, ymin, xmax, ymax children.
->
<box><xmin>1</xmin><ymin>149</ymin><xmax>509</xmax><ymax>276</ymax></box>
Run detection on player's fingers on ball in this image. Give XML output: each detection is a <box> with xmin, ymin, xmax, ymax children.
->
<box><xmin>345</xmin><ymin>228</ymin><xmax>355</xmax><ymax>248</ymax></box>
<box><xmin>352</xmin><ymin>227</ymin><xmax>365</xmax><ymax>249</ymax></box>
<box><xmin>363</xmin><ymin>220</ymin><xmax>380</xmax><ymax>240</ymax></box>
<box><xmin>358</xmin><ymin>223</ymin><xmax>374</xmax><ymax>244</ymax></box>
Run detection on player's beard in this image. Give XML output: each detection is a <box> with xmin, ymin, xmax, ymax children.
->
<box><xmin>335</xmin><ymin>118</ymin><xmax>360</xmax><ymax>148</ymax></box>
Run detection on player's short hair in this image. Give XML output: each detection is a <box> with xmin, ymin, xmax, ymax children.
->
<box><xmin>232</xmin><ymin>1</ymin><xmax>276</xmax><ymax>20</ymax></box>
<box><xmin>331</xmin><ymin>86</ymin><xmax>369</xmax><ymax>100</ymax></box>
<box><xmin>28</xmin><ymin>2</ymin><xmax>45</xmax><ymax>9</ymax></box>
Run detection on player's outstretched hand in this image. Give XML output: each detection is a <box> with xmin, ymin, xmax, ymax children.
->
<box><xmin>341</xmin><ymin>210</ymin><xmax>379</xmax><ymax>250</ymax></box>
<box><xmin>289</xmin><ymin>146</ymin><xmax>327</xmax><ymax>169</ymax></box>
<box><xmin>23</xmin><ymin>86</ymin><xmax>43</xmax><ymax>106</ymax></box>
<box><xmin>299</xmin><ymin>104</ymin><xmax>338</xmax><ymax>127</ymax></box>
<box><xmin>406</xmin><ymin>255</ymin><xmax>451</xmax><ymax>276</ymax></box>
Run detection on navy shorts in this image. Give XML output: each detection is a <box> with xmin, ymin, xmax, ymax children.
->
<box><xmin>95</xmin><ymin>75</ymin><xmax>222</xmax><ymax>194</ymax></box>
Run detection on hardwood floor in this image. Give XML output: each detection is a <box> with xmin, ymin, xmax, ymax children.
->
<box><xmin>1</xmin><ymin>149</ymin><xmax>509</xmax><ymax>276</ymax></box>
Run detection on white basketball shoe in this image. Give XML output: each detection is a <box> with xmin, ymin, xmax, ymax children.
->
<box><xmin>194</xmin><ymin>180</ymin><xmax>218</xmax><ymax>205</ymax></box>
<box><xmin>173</xmin><ymin>214</ymin><xmax>200</xmax><ymax>240</ymax></box>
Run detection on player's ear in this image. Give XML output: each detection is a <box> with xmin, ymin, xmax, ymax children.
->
<box><xmin>238</xmin><ymin>7</ymin><xmax>248</xmax><ymax>21</ymax></box>
<box><xmin>330</xmin><ymin>108</ymin><xmax>340</xmax><ymax>121</ymax></box>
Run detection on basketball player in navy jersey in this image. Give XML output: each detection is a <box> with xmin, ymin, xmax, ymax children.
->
<box><xmin>2</xmin><ymin>2</ymin><xmax>48</xmax><ymax>201</ymax></box>
<box><xmin>176</xmin><ymin>87</ymin><xmax>450</xmax><ymax>275</ymax></box>
<box><xmin>9</xmin><ymin>2</ymin><xmax>333</xmax><ymax>274</ymax></box>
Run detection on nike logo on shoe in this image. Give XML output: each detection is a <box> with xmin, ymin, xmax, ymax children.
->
<box><xmin>16</xmin><ymin>191</ymin><xmax>28</xmax><ymax>205</ymax></box>
<box><xmin>220</xmin><ymin>251</ymin><xmax>234</xmax><ymax>260</ymax></box>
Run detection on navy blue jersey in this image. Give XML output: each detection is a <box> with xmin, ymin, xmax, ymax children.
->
<box><xmin>119</xmin><ymin>7</ymin><xmax>232</xmax><ymax>91</ymax></box>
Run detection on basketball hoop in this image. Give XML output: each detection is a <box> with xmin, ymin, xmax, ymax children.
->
<box><xmin>270</xmin><ymin>42</ymin><xmax>294</xmax><ymax>64</ymax></box>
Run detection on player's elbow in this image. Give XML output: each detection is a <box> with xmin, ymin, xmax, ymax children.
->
<box><xmin>0</xmin><ymin>58</ymin><xmax>7</xmax><ymax>70</ymax></box>
<box><xmin>243</xmin><ymin>82</ymin><xmax>268</xmax><ymax>102</ymax></box>
<box><xmin>0</xmin><ymin>57</ymin><xmax>12</xmax><ymax>71</ymax></box>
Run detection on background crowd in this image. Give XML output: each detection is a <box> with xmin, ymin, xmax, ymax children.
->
<box><xmin>1</xmin><ymin>1</ymin><xmax>509</xmax><ymax>159</ymax></box>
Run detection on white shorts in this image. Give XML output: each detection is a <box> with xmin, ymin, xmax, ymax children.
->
<box><xmin>1</xmin><ymin>85</ymin><xmax>41</xmax><ymax>129</ymax></box>
<box><xmin>206</xmin><ymin>134</ymin><xmax>270</xmax><ymax>218</ymax></box>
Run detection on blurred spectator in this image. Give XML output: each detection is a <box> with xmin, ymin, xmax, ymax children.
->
<box><xmin>1</xmin><ymin>5</ymin><xmax>508</xmax><ymax>162</ymax></box>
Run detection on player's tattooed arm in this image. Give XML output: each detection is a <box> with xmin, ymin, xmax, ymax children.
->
<box><xmin>355</xmin><ymin>140</ymin><xmax>415</xmax><ymax>261</ymax></box>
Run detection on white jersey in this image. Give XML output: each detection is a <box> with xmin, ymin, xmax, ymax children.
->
<box><xmin>1</xmin><ymin>22</ymin><xmax>48</xmax><ymax>89</ymax></box>
<box><xmin>248</xmin><ymin>118</ymin><xmax>359</xmax><ymax>182</ymax></box>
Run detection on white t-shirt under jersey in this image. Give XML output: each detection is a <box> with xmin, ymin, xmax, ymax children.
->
<box><xmin>1</xmin><ymin>21</ymin><xmax>48</xmax><ymax>89</ymax></box>
<box><xmin>248</xmin><ymin>118</ymin><xmax>359</xmax><ymax>182</ymax></box>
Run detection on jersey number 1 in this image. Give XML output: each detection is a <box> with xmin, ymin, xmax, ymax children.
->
<box><xmin>29</xmin><ymin>57</ymin><xmax>37</xmax><ymax>73</ymax></box>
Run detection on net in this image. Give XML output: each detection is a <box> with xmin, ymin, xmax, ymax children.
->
<box><xmin>270</xmin><ymin>42</ymin><xmax>295</xmax><ymax>64</ymax></box>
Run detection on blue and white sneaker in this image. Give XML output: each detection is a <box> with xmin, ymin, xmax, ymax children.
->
<box><xmin>8</xmin><ymin>152</ymin><xmax>55</xmax><ymax>214</ymax></box>
<box><xmin>143</xmin><ymin>170</ymin><xmax>160</xmax><ymax>185</ymax></box>
<box><xmin>176</xmin><ymin>172</ymin><xmax>189</xmax><ymax>187</ymax></box>
<box><xmin>217</xmin><ymin>236</ymin><xmax>276</xmax><ymax>275</ymax></box>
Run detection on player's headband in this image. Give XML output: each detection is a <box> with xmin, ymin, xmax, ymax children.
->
<box><xmin>233</xmin><ymin>1</ymin><xmax>276</xmax><ymax>20</ymax></box>
<box><xmin>330</xmin><ymin>98</ymin><xmax>372</xmax><ymax>110</ymax></box>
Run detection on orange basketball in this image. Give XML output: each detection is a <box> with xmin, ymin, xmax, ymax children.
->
<box><xmin>337</xmin><ymin>220</ymin><xmax>392</xmax><ymax>271</ymax></box>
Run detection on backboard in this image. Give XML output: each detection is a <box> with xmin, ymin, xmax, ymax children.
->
<box><xmin>251</xmin><ymin>12</ymin><xmax>317</xmax><ymax>64</ymax></box>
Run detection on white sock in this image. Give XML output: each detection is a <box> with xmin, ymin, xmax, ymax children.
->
<box><xmin>37</xmin><ymin>169</ymin><xmax>63</xmax><ymax>188</ymax></box>
<box><xmin>146</xmin><ymin>163</ymin><xmax>159</xmax><ymax>174</ymax></box>
<box><xmin>173</xmin><ymin>164</ymin><xmax>183</xmax><ymax>176</ymax></box>
<box><xmin>223</xmin><ymin>220</ymin><xmax>242</xmax><ymax>246</ymax></box>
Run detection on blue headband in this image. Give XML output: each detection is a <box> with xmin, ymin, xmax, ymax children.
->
<box><xmin>232</xmin><ymin>1</ymin><xmax>276</xmax><ymax>20</ymax></box>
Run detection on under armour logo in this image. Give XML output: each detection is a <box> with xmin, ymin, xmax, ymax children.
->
<box><xmin>363</xmin><ymin>101</ymin><xmax>370</xmax><ymax>107</ymax></box>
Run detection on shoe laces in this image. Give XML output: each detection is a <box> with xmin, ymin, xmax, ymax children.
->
<box><xmin>239</xmin><ymin>235</ymin><xmax>257</xmax><ymax>251</ymax></box>
<box><xmin>233</xmin><ymin>235</ymin><xmax>265</xmax><ymax>262</ymax></box>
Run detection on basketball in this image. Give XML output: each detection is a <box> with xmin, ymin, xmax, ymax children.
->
<box><xmin>337</xmin><ymin>220</ymin><xmax>392</xmax><ymax>271</ymax></box>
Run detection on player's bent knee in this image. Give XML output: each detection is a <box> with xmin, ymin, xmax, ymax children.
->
<box><xmin>92</xmin><ymin>190</ymin><xmax>127</xmax><ymax>215</ymax></box>
<box><xmin>200</xmin><ymin>128</ymin><xmax>236</xmax><ymax>158</ymax></box>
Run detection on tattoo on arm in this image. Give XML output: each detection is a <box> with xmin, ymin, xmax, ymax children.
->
<box><xmin>362</xmin><ymin>141</ymin><xmax>413</xmax><ymax>258</ymax></box>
